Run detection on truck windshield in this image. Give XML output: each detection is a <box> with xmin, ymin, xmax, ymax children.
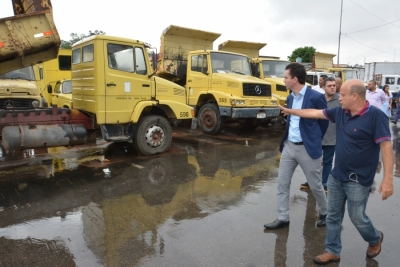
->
<box><xmin>343</xmin><ymin>69</ymin><xmax>358</xmax><ymax>80</ymax></box>
<box><xmin>262</xmin><ymin>60</ymin><xmax>289</xmax><ymax>78</ymax></box>
<box><xmin>0</xmin><ymin>66</ymin><xmax>35</xmax><ymax>81</ymax></box>
<box><xmin>211</xmin><ymin>52</ymin><xmax>251</xmax><ymax>75</ymax></box>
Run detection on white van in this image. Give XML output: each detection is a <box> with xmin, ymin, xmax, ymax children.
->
<box><xmin>306</xmin><ymin>71</ymin><xmax>335</xmax><ymax>87</ymax></box>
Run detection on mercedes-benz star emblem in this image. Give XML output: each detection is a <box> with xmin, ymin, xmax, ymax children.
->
<box><xmin>4</xmin><ymin>100</ymin><xmax>15</xmax><ymax>108</ymax></box>
<box><xmin>255</xmin><ymin>85</ymin><xmax>261</xmax><ymax>95</ymax></box>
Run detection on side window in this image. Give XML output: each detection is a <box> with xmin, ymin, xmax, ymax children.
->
<box><xmin>72</xmin><ymin>49</ymin><xmax>81</xmax><ymax>64</ymax></box>
<box><xmin>191</xmin><ymin>54</ymin><xmax>207</xmax><ymax>72</ymax></box>
<box><xmin>107</xmin><ymin>43</ymin><xmax>134</xmax><ymax>72</ymax></box>
<box><xmin>54</xmin><ymin>82</ymin><xmax>61</xmax><ymax>94</ymax></box>
<box><xmin>398</xmin><ymin>78</ymin><xmax>400</xmax><ymax>85</ymax></box>
<box><xmin>306</xmin><ymin>75</ymin><xmax>313</xmax><ymax>85</ymax></box>
<box><xmin>58</xmin><ymin>55</ymin><xmax>71</xmax><ymax>70</ymax></box>
<box><xmin>250</xmin><ymin>63</ymin><xmax>260</xmax><ymax>78</ymax></box>
<box><xmin>385</xmin><ymin>77</ymin><xmax>395</xmax><ymax>85</ymax></box>
<box><xmin>39</xmin><ymin>67</ymin><xmax>43</xmax><ymax>79</ymax></box>
<box><xmin>135</xmin><ymin>47</ymin><xmax>147</xmax><ymax>75</ymax></box>
<box><xmin>82</xmin><ymin>44</ymin><xmax>94</xmax><ymax>62</ymax></box>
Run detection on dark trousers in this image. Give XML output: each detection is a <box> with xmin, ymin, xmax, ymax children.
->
<box><xmin>394</xmin><ymin>106</ymin><xmax>400</xmax><ymax>122</ymax></box>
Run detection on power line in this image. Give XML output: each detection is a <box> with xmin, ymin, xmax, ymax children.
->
<box><xmin>348</xmin><ymin>0</ymin><xmax>400</xmax><ymax>28</ymax></box>
<box><xmin>345</xmin><ymin>18</ymin><xmax>400</xmax><ymax>34</ymax></box>
<box><xmin>344</xmin><ymin>35</ymin><xmax>399</xmax><ymax>55</ymax></box>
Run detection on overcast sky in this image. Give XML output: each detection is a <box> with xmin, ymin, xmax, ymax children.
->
<box><xmin>1</xmin><ymin>0</ymin><xmax>399</xmax><ymax>66</ymax></box>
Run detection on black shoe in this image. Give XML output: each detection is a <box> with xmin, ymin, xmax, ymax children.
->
<box><xmin>392</xmin><ymin>121</ymin><xmax>397</xmax><ymax>124</ymax></box>
<box><xmin>300</xmin><ymin>182</ymin><xmax>310</xmax><ymax>189</ymax></box>
<box><xmin>264</xmin><ymin>219</ymin><xmax>290</xmax><ymax>230</ymax></box>
<box><xmin>324</xmin><ymin>186</ymin><xmax>328</xmax><ymax>192</ymax></box>
<box><xmin>317</xmin><ymin>214</ymin><xmax>327</xmax><ymax>227</ymax></box>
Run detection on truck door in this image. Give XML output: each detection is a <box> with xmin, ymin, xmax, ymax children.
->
<box><xmin>104</xmin><ymin>42</ymin><xmax>153</xmax><ymax>124</ymax></box>
<box><xmin>186</xmin><ymin>54</ymin><xmax>210</xmax><ymax>106</ymax></box>
<box><xmin>52</xmin><ymin>81</ymin><xmax>62</xmax><ymax>107</ymax></box>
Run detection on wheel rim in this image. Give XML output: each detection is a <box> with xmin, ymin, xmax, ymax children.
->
<box><xmin>201</xmin><ymin>108</ymin><xmax>217</xmax><ymax>129</ymax></box>
<box><xmin>145</xmin><ymin>124</ymin><xmax>165</xmax><ymax>147</ymax></box>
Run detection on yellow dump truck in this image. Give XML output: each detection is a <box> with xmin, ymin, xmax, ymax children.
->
<box><xmin>34</xmin><ymin>49</ymin><xmax>72</xmax><ymax>108</ymax></box>
<box><xmin>312</xmin><ymin>52</ymin><xmax>364</xmax><ymax>83</ymax></box>
<box><xmin>218</xmin><ymin>40</ymin><xmax>290</xmax><ymax>107</ymax></box>
<box><xmin>0</xmin><ymin>0</ymin><xmax>60</xmax><ymax>109</ymax></box>
<box><xmin>69</xmin><ymin>35</ymin><xmax>194</xmax><ymax>155</ymax></box>
<box><xmin>157</xmin><ymin>25</ymin><xmax>280</xmax><ymax>134</ymax></box>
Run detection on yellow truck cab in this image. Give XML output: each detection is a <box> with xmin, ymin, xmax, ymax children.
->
<box><xmin>157</xmin><ymin>25</ymin><xmax>280</xmax><ymax>135</ymax></box>
<box><xmin>34</xmin><ymin>49</ymin><xmax>72</xmax><ymax>108</ymax></box>
<box><xmin>0</xmin><ymin>66</ymin><xmax>42</xmax><ymax>109</ymax></box>
<box><xmin>72</xmin><ymin>35</ymin><xmax>194</xmax><ymax>155</ymax></box>
<box><xmin>50</xmin><ymin>79</ymin><xmax>72</xmax><ymax>109</ymax></box>
<box><xmin>218</xmin><ymin>41</ymin><xmax>290</xmax><ymax>107</ymax></box>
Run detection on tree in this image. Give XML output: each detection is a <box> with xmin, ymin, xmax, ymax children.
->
<box><xmin>60</xmin><ymin>30</ymin><xmax>106</xmax><ymax>49</ymax></box>
<box><xmin>287</xmin><ymin>46</ymin><xmax>316</xmax><ymax>63</ymax></box>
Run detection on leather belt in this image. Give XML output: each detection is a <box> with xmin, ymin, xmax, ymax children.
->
<box><xmin>289</xmin><ymin>141</ymin><xmax>304</xmax><ymax>145</ymax></box>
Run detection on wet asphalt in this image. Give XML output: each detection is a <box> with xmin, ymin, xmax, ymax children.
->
<box><xmin>0</xmin><ymin>121</ymin><xmax>399</xmax><ymax>267</ymax></box>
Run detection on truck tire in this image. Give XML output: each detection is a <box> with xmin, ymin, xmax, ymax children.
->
<box><xmin>198</xmin><ymin>103</ymin><xmax>225</xmax><ymax>135</ymax></box>
<box><xmin>238</xmin><ymin>118</ymin><xmax>261</xmax><ymax>130</ymax></box>
<box><xmin>133</xmin><ymin>115</ymin><xmax>172</xmax><ymax>156</ymax></box>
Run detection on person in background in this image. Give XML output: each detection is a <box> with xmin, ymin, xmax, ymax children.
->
<box><xmin>264</xmin><ymin>63</ymin><xmax>329</xmax><ymax>230</ymax></box>
<box><xmin>391</xmin><ymin>93</ymin><xmax>400</xmax><ymax>124</ymax></box>
<box><xmin>278</xmin><ymin>79</ymin><xmax>393</xmax><ymax>264</ymax></box>
<box><xmin>312</xmin><ymin>75</ymin><xmax>328</xmax><ymax>94</ymax></box>
<box><xmin>366</xmin><ymin>80</ymin><xmax>385</xmax><ymax>109</ymax></box>
<box><xmin>300</xmin><ymin>77</ymin><xmax>340</xmax><ymax>192</ymax></box>
<box><xmin>335</xmin><ymin>77</ymin><xmax>342</xmax><ymax>94</ymax></box>
<box><xmin>380</xmin><ymin>84</ymin><xmax>392</xmax><ymax>119</ymax></box>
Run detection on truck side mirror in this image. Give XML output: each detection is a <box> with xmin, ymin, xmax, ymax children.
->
<box><xmin>47</xmin><ymin>84</ymin><xmax>52</xmax><ymax>93</ymax></box>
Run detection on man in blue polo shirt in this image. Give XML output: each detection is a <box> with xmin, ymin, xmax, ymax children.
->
<box><xmin>278</xmin><ymin>79</ymin><xmax>394</xmax><ymax>264</ymax></box>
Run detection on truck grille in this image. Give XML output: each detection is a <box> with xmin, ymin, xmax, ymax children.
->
<box><xmin>0</xmin><ymin>99</ymin><xmax>32</xmax><ymax>109</ymax></box>
<box><xmin>243</xmin><ymin>83</ymin><xmax>271</xmax><ymax>97</ymax></box>
<box><xmin>276</xmin><ymin>84</ymin><xmax>288</xmax><ymax>92</ymax></box>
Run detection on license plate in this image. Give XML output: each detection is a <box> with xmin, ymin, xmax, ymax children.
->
<box><xmin>257</xmin><ymin>113</ymin><xmax>266</xmax><ymax>119</ymax></box>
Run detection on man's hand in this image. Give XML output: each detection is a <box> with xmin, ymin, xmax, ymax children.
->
<box><xmin>378</xmin><ymin>178</ymin><xmax>394</xmax><ymax>200</ymax></box>
<box><xmin>278</xmin><ymin>105</ymin><xmax>289</xmax><ymax>116</ymax></box>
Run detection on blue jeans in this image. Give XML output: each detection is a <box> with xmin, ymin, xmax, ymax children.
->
<box><xmin>325</xmin><ymin>175</ymin><xmax>381</xmax><ymax>256</ymax></box>
<box><xmin>322</xmin><ymin>145</ymin><xmax>335</xmax><ymax>186</ymax></box>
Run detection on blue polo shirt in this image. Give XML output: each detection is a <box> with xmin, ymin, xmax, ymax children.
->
<box><xmin>323</xmin><ymin>101</ymin><xmax>391</xmax><ymax>186</ymax></box>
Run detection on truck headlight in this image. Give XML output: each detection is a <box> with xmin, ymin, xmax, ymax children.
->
<box><xmin>32</xmin><ymin>100</ymin><xmax>40</xmax><ymax>108</ymax></box>
<box><xmin>235</xmin><ymin>100</ymin><xmax>245</xmax><ymax>105</ymax></box>
<box><xmin>271</xmin><ymin>101</ymin><xmax>277</xmax><ymax>105</ymax></box>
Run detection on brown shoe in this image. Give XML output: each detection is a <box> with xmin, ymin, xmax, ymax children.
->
<box><xmin>313</xmin><ymin>251</ymin><xmax>340</xmax><ymax>264</ymax></box>
<box><xmin>366</xmin><ymin>231</ymin><xmax>384</xmax><ymax>258</ymax></box>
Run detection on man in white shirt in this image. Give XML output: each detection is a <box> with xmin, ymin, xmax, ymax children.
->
<box><xmin>366</xmin><ymin>80</ymin><xmax>385</xmax><ymax>109</ymax></box>
<box><xmin>312</xmin><ymin>75</ymin><xmax>327</xmax><ymax>94</ymax></box>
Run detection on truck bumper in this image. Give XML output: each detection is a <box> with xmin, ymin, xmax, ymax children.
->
<box><xmin>219</xmin><ymin>107</ymin><xmax>281</xmax><ymax>119</ymax></box>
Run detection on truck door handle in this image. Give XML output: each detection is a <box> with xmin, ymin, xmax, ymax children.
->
<box><xmin>142</xmin><ymin>84</ymin><xmax>150</xmax><ymax>87</ymax></box>
<box><xmin>107</xmin><ymin>83</ymin><xmax>116</xmax><ymax>86</ymax></box>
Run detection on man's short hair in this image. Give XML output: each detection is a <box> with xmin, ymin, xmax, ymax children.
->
<box><xmin>285</xmin><ymin>63</ymin><xmax>306</xmax><ymax>84</ymax></box>
<box><xmin>369</xmin><ymin>80</ymin><xmax>377</xmax><ymax>85</ymax></box>
<box><xmin>323</xmin><ymin>77</ymin><xmax>335</xmax><ymax>87</ymax></box>
<box><xmin>320</xmin><ymin>75</ymin><xmax>328</xmax><ymax>79</ymax></box>
<box><xmin>350</xmin><ymin>83</ymin><xmax>366</xmax><ymax>99</ymax></box>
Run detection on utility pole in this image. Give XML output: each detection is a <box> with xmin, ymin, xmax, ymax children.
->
<box><xmin>337</xmin><ymin>0</ymin><xmax>343</xmax><ymax>66</ymax></box>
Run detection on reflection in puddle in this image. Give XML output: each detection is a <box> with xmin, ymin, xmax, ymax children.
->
<box><xmin>0</xmin><ymin>206</ymin><xmax>102</xmax><ymax>266</ymax></box>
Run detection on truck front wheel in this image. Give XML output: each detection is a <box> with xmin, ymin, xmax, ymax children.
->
<box><xmin>133</xmin><ymin>115</ymin><xmax>172</xmax><ymax>156</ymax></box>
<box><xmin>198</xmin><ymin>103</ymin><xmax>225</xmax><ymax>135</ymax></box>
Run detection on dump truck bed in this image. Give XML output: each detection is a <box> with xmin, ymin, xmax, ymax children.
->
<box><xmin>0</xmin><ymin>9</ymin><xmax>60</xmax><ymax>75</ymax></box>
<box><xmin>157</xmin><ymin>25</ymin><xmax>221</xmax><ymax>80</ymax></box>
